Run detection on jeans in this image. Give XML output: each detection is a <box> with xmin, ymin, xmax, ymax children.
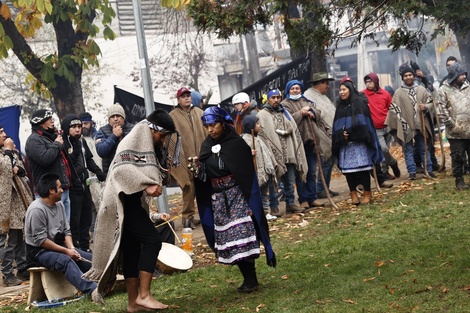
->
<box><xmin>403</xmin><ymin>132</ymin><xmax>432</xmax><ymax>174</ymax></box>
<box><xmin>295</xmin><ymin>145</ymin><xmax>317</xmax><ymax>203</ymax></box>
<box><xmin>376</xmin><ymin>128</ymin><xmax>397</xmax><ymax>173</ymax></box>
<box><xmin>282</xmin><ymin>164</ymin><xmax>297</xmax><ymax>206</ymax></box>
<box><xmin>36</xmin><ymin>248</ymin><xmax>96</xmax><ymax>295</ymax></box>
<box><xmin>316</xmin><ymin>155</ymin><xmax>335</xmax><ymax>194</ymax></box>
<box><xmin>268</xmin><ymin>178</ymin><xmax>279</xmax><ymax>208</ymax></box>
<box><xmin>0</xmin><ymin>229</ymin><xmax>27</xmax><ymax>277</ymax></box>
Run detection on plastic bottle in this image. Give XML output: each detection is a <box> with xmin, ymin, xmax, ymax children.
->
<box><xmin>181</xmin><ymin>220</ymin><xmax>193</xmax><ymax>255</ymax></box>
<box><xmin>85</xmin><ymin>176</ymin><xmax>99</xmax><ymax>186</ymax></box>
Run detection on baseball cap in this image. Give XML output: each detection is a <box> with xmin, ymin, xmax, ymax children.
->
<box><xmin>176</xmin><ymin>87</ymin><xmax>191</xmax><ymax>98</ymax></box>
<box><xmin>232</xmin><ymin>92</ymin><xmax>250</xmax><ymax>105</ymax></box>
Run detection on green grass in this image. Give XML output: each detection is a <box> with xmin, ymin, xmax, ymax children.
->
<box><xmin>5</xmin><ymin>175</ymin><xmax>470</xmax><ymax>312</ymax></box>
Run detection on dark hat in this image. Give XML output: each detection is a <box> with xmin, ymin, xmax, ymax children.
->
<box><xmin>447</xmin><ymin>62</ymin><xmax>467</xmax><ymax>84</ymax></box>
<box><xmin>176</xmin><ymin>87</ymin><xmax>191</xmax><ymax>98</ymax></box>
<box><xmin>30</xmin><ymin>109</ymin><xmax>54</xmax><ymax>125</ymax></box>
<box><xmin>79</xmin><ymin>112</ymin><xmax>92</xmax><ymax>122</ymax></box>
<box><xmin>60</xmin><ymin>114</ymin><xmax>81</xmax><ymax>135</ymax></box>
<box><xmin>399</xmin><ymin>64</ymin><xmax>415</xmax><ymax>78</ymax></box>
<box><xmin>309</xmin><ymin>72</ymin><xmax>334</xmax><ymax>84</ymax></box>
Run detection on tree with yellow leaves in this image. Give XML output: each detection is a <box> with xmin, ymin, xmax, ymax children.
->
<box><xmin>0</xmin><ymin>0</ymin><xmax>115</xmax><ymax>120</ymax></box>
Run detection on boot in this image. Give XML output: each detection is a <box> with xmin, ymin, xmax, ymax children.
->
<box><xmin>350</xmin><ymin>191</ymin><xmax>360</xmax><ymax>205</ymax></box>
<box><xmin>270</xmin><ymin>207</ymin><xmax>282</xmax><ymax>217</ymax></box>
<box><xmin>360</xmin><ymin>191</ymin><xmax>373</xmax><ymax>205</ymax></box>
<box><xmin>456</xmin><ymin>177</ymin><xmax>469</xmax><ymax>190</ymax></box>
<box><xmin>236</xmin><ymin>260</ymin><xmax>258</xmax><ymax>293</ymax></box>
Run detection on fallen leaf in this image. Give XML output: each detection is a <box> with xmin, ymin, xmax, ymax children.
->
<box><xmin>415</xmin><ymin>286</ymin><xmax>433</xmax><ymax>293</ymax></box>
<box><xmin>343</xmin><ymin>299</ymin><xmax>357</xmax><ymax>304</ymax></box>
<box><xmin>363</xmin><ymin>276</ymin><xmax>376</xmax><ymax>282</ymax></box>
<box><xmin>255</xmin><ymin>303</ymin><xmax>266</xmax><ymax>312</ymax></box>
<box><xmin>376</xmin><ymin>261</ymin><xmax>384</xmax><ymax>267</ymax></box>
<box><xmin>281</xmin><ymin>274</ymin><xmax>289</xmax><ymax>280</ymax></box>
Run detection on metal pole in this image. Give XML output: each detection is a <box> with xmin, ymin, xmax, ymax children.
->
<box><xmin>132</xmin><ymin>0</ymin><xmax>169</xmax><ymax>213</ymax></box>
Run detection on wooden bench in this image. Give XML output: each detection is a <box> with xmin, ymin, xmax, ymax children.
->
<box><xmin>27</xmin><ymin>267</ymin><xmax>78</xmax><ymax>304</ymax></box>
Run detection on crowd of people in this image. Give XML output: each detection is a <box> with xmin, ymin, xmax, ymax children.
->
<box><xmin>0</xmin><ymin>56</ymin><xmax>468</xmax><ymax>312</ymax></box>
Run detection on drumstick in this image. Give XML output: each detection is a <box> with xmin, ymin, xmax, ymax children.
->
<box><xmin>79</xmin><ymin>256</ymin><xmax>92</xmax><ymax>263</ymax></box>
<box><xmin>154</xmin><ymin>215</ymin><xmax>180</xmax><ymax>228</ymax></box>
<box><xmin>168</xmin><ymin>221</ymin><xmax>182</xmax><ymax>244</ymax></box>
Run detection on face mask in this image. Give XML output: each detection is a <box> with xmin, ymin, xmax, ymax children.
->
<box><xmin>290</xmin><ymin>94</ymin><xmax>302</xmax><ymax>100</ymax></box>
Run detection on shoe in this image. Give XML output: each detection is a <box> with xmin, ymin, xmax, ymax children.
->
<box><xmin>308</xmin><ymin>200</ymin><xmax>323</xmax><ymax>208</ymax></box>
<box><xmin>409</xmin><ymin>173</ymin><xmax>417</xmax><ymax>180</ymax></box>
<box><xmin>391</xmin><ymin>162</ymin><xmax>401</xmax><ymax>178</ymax></box>
<box><xmin>360</xmin><ymin>191</ymin><xmax>373</xmax><ymax>205</ymax></box>
<box><xmin>329</xmin><ymin>190</ymin><xmax>339</xmax><ymax>197</ymax></box>
<box><xmin>237</xmin><ymin>283</ymin><xmax>259</xmax><ymax>293</ymax></box>
<box><xmin>270</xmin><ymin>207</ymin><xmax>282</xmax><ymax>217</ymax></box>
<box><xmin>428</xmin><ymin>172</ymin><xmax>437</xmax><ymax>178</ymax></box>
<box><xmin>432</xmin><ymin>163</ymin><xmax>440</xmax><ymax>172</ymax></box>
<box><xmin>317</xmin><ymin>190</ymin><xmax>339</xmax><ymax>199</ymax></box>
<box><xmin>3</xmin><ymin>275</ymin><xmax>22</xmax><ymax>287</ymax></box>
<box><xmin>350</xmin><ymin>191</ymin><xmax>360</xmax><ymax>205</ymax></box>
<box><xmin>183</xmin><ymin>218</ymin><xmax>199</xmax><ymax>230</ymax></box>
<box><xmin>299</xmin><ymin>202</ymin><xmax>309</xmax><ymax>209</ymax></box>
<box><xmin>153</xmin><ymin>269</ymin><xmax>164</xmax><ymax>279</ymax></box>
<box><xmin>16</xmin><ymin>271</ymin><xmax>30</xmax><ymax>281</ymax></box>
<box><xmin>456</xmin><ymin>177</ymin><xmax>469</xmax><ymax>190</ymax></box>
<box><xmin>379</xmin><ymin>181</ymin><xmax>393</xmax><ymax>188</ymax></box>
<box><xmin>285</xmin><ymin>205</ymin><xmax>304</xmax><ymax>214</ymax></box>
<box><xmin>265</xmin><ymin>213</ymin><xmax>277</xmax><ymax>221</ymax></box>
<box><xmin>416</xmin><ymin>167</ymin><xmax>425</xmax><ymax>174</ymax></box>
<box><xmin>384</xmin><ymin>172</ymin><xmax>396</xmax><ymax>181</ymax></box>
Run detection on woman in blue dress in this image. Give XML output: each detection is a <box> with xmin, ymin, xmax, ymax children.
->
<box><xmin>332</xmin><ymin>77</ymin><xmax>383</xmax><ymax>205</ymax></box>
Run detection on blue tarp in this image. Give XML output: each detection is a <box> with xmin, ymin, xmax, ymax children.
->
<box><xmin>0</xmin><ymin>105</ymin><xmax>22</xmax><ymax>153</ymax></box>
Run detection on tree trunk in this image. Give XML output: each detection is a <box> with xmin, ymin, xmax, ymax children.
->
<box><xmin>51</xmin><ymin>67</ymin><xmax>85</xmax><ymax>121</ymax></box>
<box><xmin>454</xmin><ymin>30</ymin><xmax>470</xmax><ymax>72</ymax></box>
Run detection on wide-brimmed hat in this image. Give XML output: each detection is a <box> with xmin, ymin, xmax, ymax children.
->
<box><xmin>308</xmin><ymin>72</ymin><xmax>334</xmax><ymax>84</ymax></box>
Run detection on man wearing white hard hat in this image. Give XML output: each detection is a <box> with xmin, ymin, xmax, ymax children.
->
<box><xmin>232</xmin><ymin>92</ymin><xmax>257</xmax><ymax>134</ymax></box>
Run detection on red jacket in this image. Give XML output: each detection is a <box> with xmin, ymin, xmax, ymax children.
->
<box><xmin>361</xmin><ymin>88</ymin><xmax>392</xmax><ymax>129</ymax></box>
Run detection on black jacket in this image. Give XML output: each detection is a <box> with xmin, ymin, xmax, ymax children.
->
<box><xmin>25</xmin><ymin>128</ymin><xmax>71</xmax><ymax>190</ymax></box>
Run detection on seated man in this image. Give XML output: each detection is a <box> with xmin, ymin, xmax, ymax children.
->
<box><xmin>24</xmin><ymin>173</ymin><xmax>97</xmax><ymax>296</ymax></box>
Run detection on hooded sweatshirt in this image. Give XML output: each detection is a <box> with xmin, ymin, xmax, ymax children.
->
<box><xmin>361</xmin><ymin>72</ymin><xmax>392</xmax><ymax>129</ymax></box>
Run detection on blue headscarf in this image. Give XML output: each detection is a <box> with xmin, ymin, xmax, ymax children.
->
<box><xmin>201</xmin><ymin>106</ymin><xmax>234</xmax><ymax>127</ymax></box>
<box><xmin>284</xmin><ymin>79</ymin><xmax>305</xmax><ymax>100</ymax></box>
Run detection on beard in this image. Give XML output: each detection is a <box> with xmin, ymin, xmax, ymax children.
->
<box><xmin>82</xmin><ymin>127</ymin><xmax>90</xmax><ymax>136</ymax></box>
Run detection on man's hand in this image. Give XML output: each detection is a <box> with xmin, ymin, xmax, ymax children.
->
<box><xmin>64</xmin><ymin>247</ymin><xmax>81</xmax><ymax>261</ymax></box>
<box><xmin>113</xmin><ymin>125</ymin><xmax>123</xmax><ymax>138</ymax></box>
<box><xmin>4</xmin><ymin>138</ymin><xmax>15</xmax><ymax>150</ymax></box>
<box><xmin>55</xmin><ymin>135</ymin><xmax>64</xmax><ymax>145</ymax></box>
<box><xmin>418</xmin><ymin>103</ymin><xmax>427</xmax><ymax>111</ymax></box>
<box><xmin>145</xmin><ymin>184</ymin><xmax>162</xmax><ymax>197</ymax></box>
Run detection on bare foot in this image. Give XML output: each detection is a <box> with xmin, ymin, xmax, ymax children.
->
<box><xmin>127</xmin><ymin>304</ymin><xmax>156</xmax><ymax>312</ymax></box>
<box><xmin>135</xmin><ymin>294</ymin><xmax>168</xmax><ymax>310</ymax></box>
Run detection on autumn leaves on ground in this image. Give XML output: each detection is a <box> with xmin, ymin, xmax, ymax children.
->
<box><xmin>5</xmin><ymin>147</ymin><xmax>470</xmax><ymax>312</ymax></box>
